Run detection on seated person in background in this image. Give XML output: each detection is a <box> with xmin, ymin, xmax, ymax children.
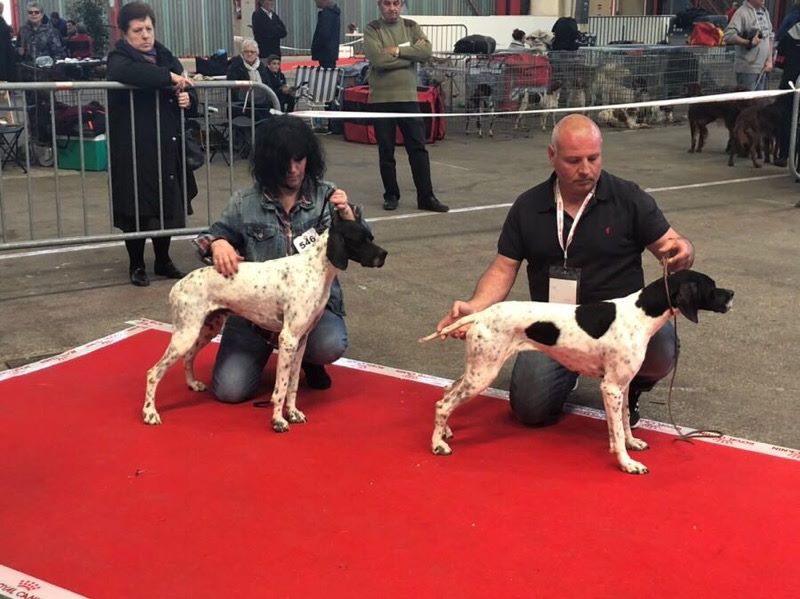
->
<box><xmin>264</xmin><ymin>54</ymin><xmax>295</xmax><ymax>113</ymax></box>
<box><xmin>66</xmin><ymin>24</ymin><xmax>95</xmax><ymax>59</ymax></box>
<box><xmin>509</xmin><ymin>28</ymin><xmax>526</xmax><ymax>48</ymax></box>
<box><xmin>226</xmin><ymin>38</ymin><xmax>271</xmax><ymax>118</ymax></box>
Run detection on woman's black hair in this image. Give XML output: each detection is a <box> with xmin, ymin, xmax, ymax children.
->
<box><xmin>118</xmin><ymin>1</ymin><xmax>156</xmax><ymax>33</ymax></box>
<box><xmin>251</xmin><ymin>116</ymin><xmax>326</xmax><ymax>197</ymax></box>
<box><xmin>512</xmin><ymin>28</ymin><xmax>525</xmax><ymax>42</ymax></box>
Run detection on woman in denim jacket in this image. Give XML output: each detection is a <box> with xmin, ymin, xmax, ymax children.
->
<box><xmin>194</xmin><ymin>116</ymin><xmax>360</xmax><ymax>400</ymax></box>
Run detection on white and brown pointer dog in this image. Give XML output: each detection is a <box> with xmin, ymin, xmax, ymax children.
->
<box><xmin>144</xmin><ymin>216</ymin><xmax>387</xmax><ymax>432</ymax></box>
<box><xmin>420</xmin><ymin>270</ymin><xmax>734</xmax><ymax>474</ymax></box>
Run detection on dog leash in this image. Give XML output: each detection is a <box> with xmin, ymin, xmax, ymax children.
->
<box><xmin>659</xmin><ymin>257</ymin><xmax>724</xmax><ymax>442</ymax></box>
<box><xmin>314</xmin><ymin>187</ymin><xmax>336</xmax><ymax>233</ymax></box>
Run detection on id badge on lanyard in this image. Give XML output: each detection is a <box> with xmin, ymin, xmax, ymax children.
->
<box><xmin>548</xmin><ymin>183</ymin><xmax>593</xmax><ymax>304</ymax></box>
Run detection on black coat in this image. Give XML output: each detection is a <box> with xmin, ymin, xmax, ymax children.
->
<box><xmin>311</xmin><ymin>3</ymin><xmax>340</xmax><ymax>68</ymax></box>
<box><xmin>106</xmin><ymin>40</ymin><xmax>198</xmax><ymax>232</ymax></box>
<box><xmin>252</xmin><ymin>8</ymin><xmax>287</xmax><ymax>59</ymax></box>
<box><xmin>0</xmin><ymin>17</ymin><xmax>16</xmax><ymax>81</ymax></box>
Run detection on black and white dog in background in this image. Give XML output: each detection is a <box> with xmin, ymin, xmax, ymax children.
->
<box><xmin>465</xmin><ymin>83</ymin><xmax>495</xmax><ymax>138</ymax></box>
<box><xmin>421</xmin><ymin>270</ymin><xmax>734</xmax><ymax>475</ymax></box>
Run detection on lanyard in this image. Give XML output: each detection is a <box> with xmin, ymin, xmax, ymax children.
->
<box><xmin>555</xmin><ymin>182</ymin><xmax>594</xmax><ymax>267</ymax></box>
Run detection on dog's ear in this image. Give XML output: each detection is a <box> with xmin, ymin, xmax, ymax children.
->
<box><xmin>674</xmin><ymin>282</ymin><xmax>699</xmax><ymax>323</ymax></box>
<box><xmin>326</xmin><ymin>228</ymin><xmax>348</xmax><ymax>271</ymax></box>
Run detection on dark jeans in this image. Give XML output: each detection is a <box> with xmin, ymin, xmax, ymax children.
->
<box><xmin>509</xmin><ymin>321</ymin><xmax>678</xmax><ymax>425</ymax></box>
<box><xmin>371</xmin><ymin>101</ymin><xmax>433</xmax><ymax>203</ymax></box>
<box><xmin>212</xmin><ymin>311</ymin><xmax>348</xmax><ymax>403</ymax></box>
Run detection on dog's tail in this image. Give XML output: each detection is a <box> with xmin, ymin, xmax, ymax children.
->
<box><xmin>418</xmin><ymin>313</ymin><xmax>480</xmax><ymax>343</ymax></box>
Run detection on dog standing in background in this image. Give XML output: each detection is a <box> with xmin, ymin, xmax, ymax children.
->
<box><xmin>513</xmin><ymin>83</ymin><xmax>561</xmax><ymax>132</ymax></box>
<box><xmin>687</xmin><ymin>84</ymin><xmax>751</xmax><ymax>154</ymax></box>
<box><xmin>465</xmin><ymin>83</ymin><xmax>495</xmax><ymax>138</ymax></box>
<box><xmin>728</xmin><ymin>101</ymin><xmax>783</xmax><ymax>168</ymax></box>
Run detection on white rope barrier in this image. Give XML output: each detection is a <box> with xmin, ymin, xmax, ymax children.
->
<box><xmin>285</xmin><ymin>86</ymin><xmax>799</xmax><ymax>120</ymax></box>
<box><xmin>280</xmin><ymin>37</ymin><xmax>364</xmax><ymax>53</ymax></box>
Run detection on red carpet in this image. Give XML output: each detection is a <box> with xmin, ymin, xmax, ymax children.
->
<box><xmin>1</xmin><ymin>325</ymin><xmax>798</xmax><ymax>598</ymax></box>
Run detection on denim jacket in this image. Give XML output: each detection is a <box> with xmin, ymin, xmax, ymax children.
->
<box><xmin>194</xmin><ymin>180</ymin><xmax>354</xmax><ymax>316</ymax></box>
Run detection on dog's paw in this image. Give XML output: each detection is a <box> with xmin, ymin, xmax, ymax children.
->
<box><xmin>627</xmin><ymin>436</ymin><xmax>649</xmax><ymax>451</ymax></box>
<box><xmin>188</xmin><ymin>380</ymin><xmax>207</xmax><ymax>392</ymax></box>
<box><xmin>272</xmin><ymin>418</ymin><xmax>290</xmax><ymax>433</ymax></box>
<box><xmin>432</xmin><ymin>441</ymin><xmax>452</xmax><ymax>456</ymax></box>
<box><xmin>286</xmin><ymin>409</ymin><xmax>306</xmax><ymax>424</ymax></box>
<box><xmin>142</xmin><ymin>410</ymin><xmax>162</xmax><ymax>425</ymax></box>
<box><xmin>443</xmin><ymin>425</ymin><xmax>453</xmax><ymax>440</ymax></box>
<box><xmin>620</xmin><ymin>459</ymin><xmax>649</xmax><ymax>475</ymax></box>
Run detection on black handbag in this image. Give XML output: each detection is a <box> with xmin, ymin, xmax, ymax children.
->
<box><xmin>182</xmin><ymin>135</ymin><xmax>205</xmax><ymax>171</ymax></box>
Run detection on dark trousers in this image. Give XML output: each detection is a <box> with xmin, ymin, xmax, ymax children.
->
<box><xmin>371</xmin><ymin>102</ymin><xmax>433</xmax><ymax>203</ymax></box>
<box><xmin>776</xmin><ymin>93</ymin><xmax>793</xmax><ymax>161</ymax></box>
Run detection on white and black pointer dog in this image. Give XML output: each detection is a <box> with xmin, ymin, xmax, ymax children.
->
<box><xmin>420</xmin><ymin>270</ymin><xmax>734</xmax><ymax>474</ymax></box>
<box><xmin>144</xmin><ymin>216</ymin><xmax>387</xmax><ymax>432</ymax></box>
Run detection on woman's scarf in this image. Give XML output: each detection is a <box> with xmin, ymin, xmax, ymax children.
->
<box><xmin>243</xmin><ymin>58</ymin><xmax>263</xmax><ymax>85</ymax></box>
<box><xmin>119</xmin><ymin>38</ymin><xmax>158</xmax><ymax>64</ymax></box>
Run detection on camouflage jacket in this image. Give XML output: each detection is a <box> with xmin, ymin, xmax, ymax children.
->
<box><xmin>18</xmin><ymin>22</ymin><xmax>65</xmax><ymax>62</ymax></box>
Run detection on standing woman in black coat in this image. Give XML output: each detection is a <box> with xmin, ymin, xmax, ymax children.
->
<box><xmin>107</xmin><ymin>1</ymin><xmax>198</xmax><ymax>287</ymax></box>
<box><xmin>252</xmin><ymin>0</ymin><xmax>287</xmax><ymax>60</ymax></box>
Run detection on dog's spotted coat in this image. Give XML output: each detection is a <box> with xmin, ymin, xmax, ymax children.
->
<box><xmin>143</xmin><ymin>218</ymin><xmax>387</xmax><ymax>432</ymax></box>
<box><xmin>421</xmin><ymin>270</ymin><xmax>734</xmax><ymax>474</ymax></box>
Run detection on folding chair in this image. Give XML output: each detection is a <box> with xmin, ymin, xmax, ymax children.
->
<box><xmin>230</xmin><ymin>88</ymin><xmax>271</xmax><ymax>159</ymax></box>
<box><xmin>191</xmin><ymin>87</ymin><xmax>234</xmax><ymax>165</ymax></box>
<box><xmin>293</xmin><ymin>66</ymin><xmax>344</xmax><ymax>131</ymax></box>
<box><xmin>0</xmin><ymin>124</ymin><xmax>26</xmax><ymax>172</ymax></box>
<box><xmin>0</xmin><ymin>91</ymin><xmax>27</xmax><ymax>172</ymax></box>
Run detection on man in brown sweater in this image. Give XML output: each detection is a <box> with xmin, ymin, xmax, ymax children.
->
<box><xmin>363</xmin><ymin>0</ymin><xmax>448</xmax><ymax>212</ymax></box>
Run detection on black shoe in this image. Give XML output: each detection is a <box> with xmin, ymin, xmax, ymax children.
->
<box><xmin>774</xmin><ymin>158</ymin><xmax>788</xmax><ymax>167</ymax></box>
<box><xmin>154</xmin><ymin>261</ymin><xmax>185</xmax><ymax>279</ymax></box>
<box><xmin>417</xmin><ymin>196</ymin><xmax>449</xmax><ymax>213</ymax></box>
<box><xmin>129</xmin><ymin>267</ymin><xmax>150</xmax><ymax>287</ymax></box>
<box><xmin>383</xmin><ymin>196</ymin><xmax>399</xmax><ymax>211</ymax></box>
<box><xmin>629</xmin><ymin>389</ymin><xmax>641</xmax><ymax>429</ymax></box>
<box><xmin>303</xmin><ymin>362</ymin><xmax>331</xmax><ymax>390</ymax></box>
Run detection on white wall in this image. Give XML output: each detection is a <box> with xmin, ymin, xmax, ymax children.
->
<box><xmin>406</xmin><ymin>15</ymin><xmax>560</xmax><ymax>50</ymax></box>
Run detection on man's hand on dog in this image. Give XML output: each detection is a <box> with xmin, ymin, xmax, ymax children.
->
<box><xmin>436</xmin><ymin>301</ymin><xmax>477</xmax><ymax>339</ymax></box>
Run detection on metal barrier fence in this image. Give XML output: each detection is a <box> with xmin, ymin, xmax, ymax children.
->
<box><xmin>420</xmin><ymin>45</ymin><xmax>782</xmax><ymax>122</ymax></box>
<box><xmin>421</xmin><ymin>24</ymin><xmax>469</xmax><ymax>56</ymax></box>
<box><xmin>0</xmin><ymin>80</ymin><xmax>279</xmax><ymax>252</ymax></box>
<box><xmin>587</xmin><ymin>16</ymin><xmax>675</xmax><ymax>46</ymax></box>
<box><xmin>788</xmin><ymin>76</ymin><xmax>800</xmax><ymax>187</ymax></box>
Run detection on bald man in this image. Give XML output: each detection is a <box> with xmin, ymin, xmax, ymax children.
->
<box><xmin>435</xmin><ymin>115</ymin><xmax>695</xmax><ymax>428</ymax></box>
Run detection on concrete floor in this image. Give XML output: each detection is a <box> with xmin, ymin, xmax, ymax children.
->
<box><xmin>1</xmin><ymin>120</ymin><xmax>799</xmax><ymax>449</ymax></box>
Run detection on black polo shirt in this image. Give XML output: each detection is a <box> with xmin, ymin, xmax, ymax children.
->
<box><xmin>497</xmin><ymin>170</ymin><xmax>670</xmax><ymax>304</ymax></box>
